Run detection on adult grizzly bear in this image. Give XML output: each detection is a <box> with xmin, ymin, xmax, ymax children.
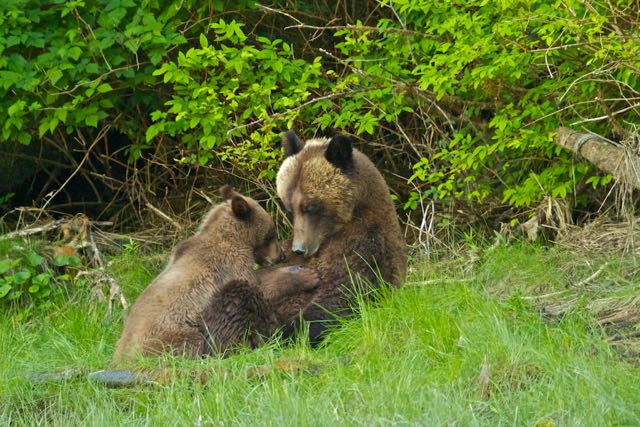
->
<box><xmin>261</xmin><ymin>131</ymin><xmax>407</xmax><ymax>345</ymax></box>
<box><xmin>113</xmin><ymin>186</ymin><xmax>286</xmax><ymax>363</ymax></box>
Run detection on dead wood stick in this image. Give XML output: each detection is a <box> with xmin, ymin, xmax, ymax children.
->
<box><xmin>144</xmin><ymin>201</ymin><xmax>183</xmax><ymax>231</ymax></box>
<box><xmin>0</xmin><ymin>219</ymin><xmax>113</xmax><ymax>241</ymax></box>
<box><xmin>86</xmin><ymin>226</ymin><xmax>128</xmax><ymax>313</ymax></box>
<box><xmin>139</xmin><ymin>190</ymin><xmax>182</xmax><ymax>232</ymax></box>
<box><xmin>0</xmin><ymin>220</ymin><xmax>65</xmax><ymax>240</ymax></box>
<box><xmin>555</xmin><ymin>127</ymin><xmax>640</xmax><ymax>190</ymax></box>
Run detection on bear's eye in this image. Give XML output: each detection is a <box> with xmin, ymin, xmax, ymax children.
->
<box><xmin>301</xmin><ymin>201</ymin><xmax>323</xmax><ymax>215</ymax></box>
<box><xmin>264</xmin><ymin>227</ymin><xmax>276</xmax><ymax>243</ymax></box>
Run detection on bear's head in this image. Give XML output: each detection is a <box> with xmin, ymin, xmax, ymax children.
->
<box><xmin>200</xmin><ymin>186</ymin><xmax>283</xmax><ymax>266</ymax></box>
<box><xmin>276</xmin><ymin>131</ymin><xmax>356</xmax><ymax>257</ymax></box>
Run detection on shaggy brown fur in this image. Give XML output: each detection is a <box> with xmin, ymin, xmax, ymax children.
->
<box><xmin>258</xmin><ymin>263</ymin><xmax>318</xmax><ymax>313</ymax></box>
<box><xmin>112</xmin><ymin>186</ymin><xmax>284</xmax><ymax>364</ymax></box>
<box><xmin>196</xmin><ymin>264</ymin><xmax>319</xmax><ymax>355</ymax></box>
<box><xmin>259</xmin><ymin>132</ymin><xmax>407</xmax><ymax>345</ymax></box>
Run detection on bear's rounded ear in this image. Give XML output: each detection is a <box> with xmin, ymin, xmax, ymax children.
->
<box><xmin>220</xmin><ymin>185</ymin><xmax>235</xmax><ymax>200</ymax></box>
<box><xmin>325</xmin><ymin>135</ymin><xmax>353</xmax><ymax>170</ymax></box>
<box><xmin>230</xmin><ymin>195</ymin><xmax>252</xmax><ymax>220</ymax></box>
<box><xmin>282</xmin><ymin>130</ymin><xmax>304</xmax><ymax>158</ymax></box>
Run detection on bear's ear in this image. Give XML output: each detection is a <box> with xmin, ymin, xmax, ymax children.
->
<box><xmin>220</xmin><ymin>185</ymin><xmax>235</xmax><ymax>201</ymax></box>
<box><xmin>282</xmin><ymin>130</ymin><xmax>304</xmax><ymax>158</ymax></box>
<box><xmin>230</xmin><ymin>195</ymin><xmax>252</xmax><ymax>220</ymax></box>
<box><xmin>325</xmin><ymin>135</ymin><xmax>353</xmax><ymax>170</ymax></box>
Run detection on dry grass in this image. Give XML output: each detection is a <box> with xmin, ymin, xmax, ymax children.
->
<box><xmin>558</xmin><ymin>216</ymin><xmax>640</xmax><ymax>255</ymax></box>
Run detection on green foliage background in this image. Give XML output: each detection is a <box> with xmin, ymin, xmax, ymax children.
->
<box><xmin>1</xmin><ymin>0</ymin><xmax>639</xmax><ymax>223</ymax></box>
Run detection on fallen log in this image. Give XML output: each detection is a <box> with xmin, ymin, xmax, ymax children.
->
<box><xmin>554</xmin><ymin>127</ymin><xmax>640</xmax><ymax>190</ymax></box>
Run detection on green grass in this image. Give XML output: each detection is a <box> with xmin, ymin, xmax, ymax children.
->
<box><xmin>1</xmin><ymin>242</ymin><xmax>640</xmax><ymax>426</ymax></box>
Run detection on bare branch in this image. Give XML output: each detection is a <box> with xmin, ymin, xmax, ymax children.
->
<box><xmin>144</xmin><ymin>200</ymin><xmax>183</xmax><ymax>232</ymax></box>
<box><xmin>36</xmin><ymin>119</ymin><xmax>119</xmax><ymax>222</ymax></box>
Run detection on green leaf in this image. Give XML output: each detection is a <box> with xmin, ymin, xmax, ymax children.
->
<box><xmin>49</xmin><ymin>118</ymin><xmax>59</xmax><ymax>133</ymax></box>
<box><xmin>85</xmin><ymin>63</ymin><xmax>100</xmax><ymax>74</ymax></box>
<box><xmin>145</xmin><ymin>124</ymin><xmax>162</xmax><ymax>142</ymax></box>
<box><xmin>53</xmin><ymin>256</ymin><xmax>71</xmax><ymax>267</ymax></box>
<box><xmin>85</xmin><ymin>114</ymin><xmax>99</xmax><ymax>127</ymax></box>
<box><xmin>0</xmin><ymin>259</ymin><xmax>14</xmax><ymax>274</ymax></box>
<box><xmin>28</xmin><ymin>285</ymin><xmax>40</xmax><ymax>293</ymax></box>
<box><xmin>149</xmin><ymin>51</ymin><xmax>163</xmax><ymax>65</ymax></box>
<box><xmin>68</xmin><ymin>46</ymin><xmax>83</xmax><ymax>61</ymax></box>
<box><xmin>97</xmin><ymin>83</ymin><xmax>113</xmax><ymax>93</ymax></box>
<box><xmin>0</xmin><ymin>71</ymin><xmax>21</xmax><ymax>90</ymax></box>
<box><xmin>199</xmin><ymin>33</ymin><xmax>209</xmax><ymax>49</ymax></box>
<box><xmin>17</xmin><ymin>132</ymin><xmax>32</xmax><ymax>145</ymax></box>
<box><xmin>7</xmin><ymin>101</ymin><xmax>26</xmax><ymax>117</ymax></box>
<box><xmin>26</xmin><ymin>252</ymin><xmax>44</xmax><ymax>267</ymax></box>
<box><xmin>38</xmin><ymin>120</ymin><xmax>50</xmax><ymax>138</ymax></box>
<box><xmin>0</xmin><ymin>283</ymin><xmax>12</xmax><ymax>298</ymax></box>
<box><xmin>55</xmin><ymin>109</ymin><xmax>69</xmax><ymax>123</ymax></box>
<box><xmin>47</xmin><ymin>68</ymin><xmax>63</xmax><ymax>85</ymax></box>
<box><xmin>33</xmin><ymin>273</ymin><xmax>50</xmax><ymax>286</ymax></box>
<box><xmin>53</xmin><ymin>255</ymin><xmax>81</xmax><ymax>267</ymax></box>
<box><xmin>198</xmin><ymin>153</ymin><xmax>211</xmax><ymax>165</ymax></box>
<box><xmin>6</xmin><ymin>35</ymin><xmax>21</xmax><ymax>47</ymax></box>
<box><xmin>13</xmin><ymin>270</ymin><xmax>32</xmax><ymax>285</ymax></box>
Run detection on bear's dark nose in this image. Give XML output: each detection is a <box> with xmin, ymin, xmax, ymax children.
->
<box><xmin>292</xmin><ymin>242</ymin><xmax>306</xmax><ymax>255</ymax></box>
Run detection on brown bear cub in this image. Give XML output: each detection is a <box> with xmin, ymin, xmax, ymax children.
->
<box><xmin>113</xmin><ymin>186</ymin><xmax>287</xmax><ymax>364</ymax></box>
<box><xmin>259</xmin><ymin>131</ymin><xmax>407</xmax><ymax>345</ymax></box>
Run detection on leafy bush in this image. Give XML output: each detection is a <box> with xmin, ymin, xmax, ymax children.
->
<box><xmin>320</xmin><ymin>0</ymin><xmax>640</xmax><ymax>208</ymax></box>
<box><xmin>0</xmin><ymin>0</ymin><xmax>196</xmax><ymax>147</ymax></box>
<box><xmin>1</xmin><ymin>0</ymin><xmax>638</xmax><ymax>226</ymax></box>
<box><xmin>0</xmin><ymin>0</ymin><xmax>252</xmax><ymax>216</ymax></box>
<box><xmin>148</xmin><ymin>0</ymin><xmax>639</xmax><ymax>216</ymax></box>
<box><xmin>0</xmin><ymin>245</ymin><xmax>80</xmax><ymax>310</ymax></box>
<box><xmin>147</xmin><ymin>18</ymin><xmax>326</xmax><ymax>178</ymax></box>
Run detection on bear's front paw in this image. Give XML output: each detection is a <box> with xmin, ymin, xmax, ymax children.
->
<box><xmin>299</xmin><ymin>269</ymin><xmax>321</xmax><ymax>291</ymax></box>
<box><xmin>281</xmin><ymin>265</ymin><xmax>320</xmax><ymax>291</ymax></box>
